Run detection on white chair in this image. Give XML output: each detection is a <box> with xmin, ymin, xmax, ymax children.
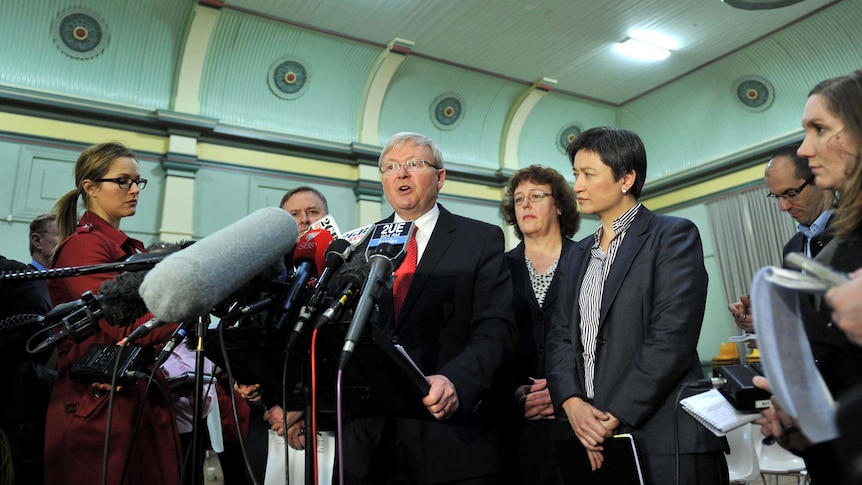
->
<box><xmin>754</xmin><ymin>425</ymin><xmax>809</xmax><ymax>485</ymax></box>
<box><xmin>726</xmin><ymin>423</ymin><xmax>760</xmax><ymax>484</ymax></box>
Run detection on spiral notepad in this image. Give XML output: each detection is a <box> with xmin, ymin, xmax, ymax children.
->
<box><xmin>681</xmin><ymin>388</ymin><xmax>759</xmax><ymax>436</ymax></box>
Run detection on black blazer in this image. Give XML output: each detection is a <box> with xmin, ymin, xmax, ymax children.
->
<box><xmin>780</xmin><ymin>217</ymin><xmax>862</xmax><ymax>399</ymax></box>
<box><xmin>343</xmin><ymin>204</ymin><xmax>516</xmax><ymax>482</ymax></box>
<box><xmin>504</xmin><ymin>237</ymin><xmax>574</xmax><ymax>391</ymax></box>
<box><xmin>545</xmin><ymin>207</ymin><xmax>727</xmax><ymax>457</ymax></box>
<box><xmin>811</xmin><ymin>227</ymin><xmax>862</xmax><ymax>399</ymax></box>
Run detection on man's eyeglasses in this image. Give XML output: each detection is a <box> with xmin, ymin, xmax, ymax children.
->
<box><xmin>766</xmin><ymin>176</ymin><xmax>814</xmax><ymax>201</ymax></box>
<box><xmin>513</xmin><ymin>190</ymin><xmax>553</xmax><ymax>206</ymax></box>
<box><xmin>95</xmin><ymin>177</ymin><xmax>148</xmax><ymax>190</ymax></box>
<box><xmin>380</xmin><ymin>159</ymin><xmax>439</xmax><ymax>175</ymax></box>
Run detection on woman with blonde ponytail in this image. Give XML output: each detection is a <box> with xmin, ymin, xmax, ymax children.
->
<box><xmin>45</xmin><ymin>142</ymin><xmax>182</xmax><ymax>485</ymax></box>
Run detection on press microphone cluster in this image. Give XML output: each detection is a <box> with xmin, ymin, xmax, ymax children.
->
<box><xmin>284</xmin><ymin>222</ymin><xmax>377</xmax><ymax>345</ymax></box>
<box><xmin>314</xmin><ymin>256</ymin><xmax>369</xmax><ymax>330</ymax></box>
<box><xmin>284</xmin><ymin>237</ymin><xmax>346</xmax><ymax>347</ymax></box>
<box><xmin>140</xmin><ymin>207</ymin><xmax>299</xmax><ymax>323</ymax></box>
<box><xmin>34</xmin><ymin>208</ymin><xmax>299</xmax><ymax>352</ymax></box>
<box><xmin>339</xmin><ymin>221</ymin><xmax>414</xmax><ymax>369</ymax></box>
<box><xmin>271</xmin><ymin>228</ymin><xmax>333</xmax><ymax>331</ymax></box>
<box><xmin>221</xmin><ymin>221</ymin><xmax>375</xmax><ymax>331</ymax></box>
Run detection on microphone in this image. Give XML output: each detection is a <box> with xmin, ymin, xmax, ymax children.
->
<box><xmin>0</xmin><ymin>249</ymin><xmax>177</xmax><ymax>281</ymax></box>
<box><xmin>339</xmin><ymin>221</ymin><xmax>414</xmax><ymax>369</ymax></box>
<box><xmin>41</xmin><ymin>270</ymin><xmax>149</xmax><ymax>327</ymax></box>
<box><xmin>31</xmin><ymin>271</ymin><xmax>152</xmax><ymax>353</ymax></box>
<box><xmin>315</xmin><ymin>239</ymin><xmax>352</xmax><ymax>293</ymax></box>
<box><xmin>285</xmin><ymin>238</ymin><xmax>351</xmax><ymax>348</ymax></box>
<box><xmin>273</xmin><ymin>228</ymin><xmax>333</xmax><ymax>332</ymax></box>
<box><xmin>310</xmin><ymin>222</ymin><xmax>374</xmax><ymax>304</ymax></box>
<box><xmin>307</xmin><ymin>214</ymin><xmax>342</xmax><ymax>240</ymax></box>
<box><xmin>153</xmin><ymin>320</ymin><xmax>194</xmax><ymax>369</ymax></box>
<box><xmin>126</xmin><ymin>316</ymin><xmax>165</xmax><ymax>341</ymax></box>
<box><xmin>314</xmin><ymin>257</ymin><xmax>369</xmax><ymax>329</ymax></box>
<box><xmin>339</xmin><ymin>223</ymin><xmax>375</xmax><ymax>247</ymax></box>
<box><xmin>139</xmin><ymin>207</ymin><xmax>299</xmax><ymax>323</ymax></box>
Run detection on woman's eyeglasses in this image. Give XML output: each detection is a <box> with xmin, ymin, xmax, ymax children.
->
<box><xmin>95</xmin><ymin>177</ymin><xmax>148</xmax><ymax>190</ymax></box>
<box><xmin>513</xmin><ymin>190</ymin><xmax>553</xmax><ymax>206</ymax></box>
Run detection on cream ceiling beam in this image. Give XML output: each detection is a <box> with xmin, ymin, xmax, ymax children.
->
<box><xmin>356</xmin><ymin>38</ymin><xmax>413</xmax><ymax>224</ymax></box>
<box><xmin>173</xmin><ymin>2</ymin><xmax>221</xmax><ymax>114</ymax></box>
<box><xmin>159</xmin><ymin>1</ymin><xmax>221</xmax><ymax>241</ymax></box>
<box><xmin>358</xmin><ymin>38</ymin><xmax>414</xmax><ymax>145</ymax></box>
<box><xmin>500</xmin><ymin>78</ymin><xmax>557</xmax><ymax>170</ymax></box>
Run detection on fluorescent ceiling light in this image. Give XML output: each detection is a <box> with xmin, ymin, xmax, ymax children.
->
<box><xmin>616</xmin><ymin>38</ymin><xmax>670</xmax><ymax>61</ymax></box>
<box><xmin>628</xmin><ymin>29</ymin><xmax>679</xmax><ymax>50</ymax></box>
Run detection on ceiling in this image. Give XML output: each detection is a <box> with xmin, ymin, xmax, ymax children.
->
<box><xmin>223</xmin><ymin>0</ymin><xmax>839</xmax><ymax>106</ymax></box>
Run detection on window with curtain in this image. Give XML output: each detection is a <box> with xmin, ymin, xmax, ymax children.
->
<box><xmin>706</xmin><ymin>181</ymin><xmax>798</xmax><ymax>335</ymax></box>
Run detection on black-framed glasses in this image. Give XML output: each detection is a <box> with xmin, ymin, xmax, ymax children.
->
<box><xmin>513</xmin><ymin>190</ymin><xmax>553</xmax><ymax>206</ymax></box>
<box><xmin>766</xmin><ymin>176</ymin><xmax>814</xmax><ymax>201</ymax></box>
<box><xmin>380</xmin><ymin>159</ymin><xmax>439</xmax><ymax>175</ymax></box>
<box><xmin>95</xmin><ymin>177</ymin><xmax>148</xmax><ymax>190</ymax></box>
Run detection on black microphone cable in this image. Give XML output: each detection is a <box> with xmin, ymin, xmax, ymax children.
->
<box><xmin>118</xmin><ymin>328</ymin><xmax>191</xmax><ymax>485</ymax></box>
<box><xmin>216</xmin><ymin>316</ymin><xmax>263</xmax><ymax>485</ymax></box>
<box><xmin>673</xmin><ymin>377</ymin><xmax>727</xmax><ymax>485</ymax></box>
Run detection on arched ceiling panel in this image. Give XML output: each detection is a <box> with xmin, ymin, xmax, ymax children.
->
<box><xmin>379</xmin><ymin>57</ymin><xmax>522</xmax><ymax>168</ymax></box>
<box><xmin>199</xmin><ymin>9</ymin><xmax>379</xmax><ymax>144</ymax></box>
<box><xmin>0</xmin><ymin>0</ymin><xmax>193</xmax><ymax>109</ymax></box>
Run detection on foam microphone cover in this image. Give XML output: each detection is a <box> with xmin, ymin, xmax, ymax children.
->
<box><xmin>140</xmin><ymin>207</ymin><xmax>299</xmax><ymax>322</ymax></box>
<box><xmin>98</xmin><ymin>271</ymin><xmax>150</xmax><ymax>327</ymax></box>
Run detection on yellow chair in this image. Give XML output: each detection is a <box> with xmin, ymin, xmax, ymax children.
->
<box><xmin>712</xmin><ymin>341</ymin><xmax>741</xmax><ymax>366</ymax></box>
<box><xmin>746</xmin><ymin>348</ymin><xmax>760</xmax><ymax>363</ymax></box>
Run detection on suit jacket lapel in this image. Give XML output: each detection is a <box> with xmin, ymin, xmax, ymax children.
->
<box><xmin>599</xmin><ymin>207</ymin><xmax>653</xmax><ymax>324</ymax></box>
<box><xmin>569</xmin><ymin>238</ymin><xmax>592</xmax><ymax>328</ymax></box>
<box><xmin>396</xmin><ymin>205</ymin><xmax>455</xmax><ymax>325</ymax></box>
<box><xmin>507</xmin><ymin>243</ymin><xmax>539</xmax><ymax>311</ymax></box>
<box><xmin>541</xmin><ymin>237</ymin><xmax>574</xmax><ymax>311</ymax></box>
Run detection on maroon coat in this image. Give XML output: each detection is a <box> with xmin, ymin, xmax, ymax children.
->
<box><xmin>45</xmin><ymin>212</ymin><xmax>182</xmax><ymax>485</ymax></box>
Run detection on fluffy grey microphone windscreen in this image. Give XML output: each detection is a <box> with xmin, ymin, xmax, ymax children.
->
<box><xmin>139</xmin><ymin>207</ymin><xmax>298</xmax><ymax>322</ymax></box>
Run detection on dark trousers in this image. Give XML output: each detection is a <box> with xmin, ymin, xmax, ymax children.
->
<box><xmin>640</xmin><ymin>452</ymin><xmax>729</xmax><ymax>485</ymax></box>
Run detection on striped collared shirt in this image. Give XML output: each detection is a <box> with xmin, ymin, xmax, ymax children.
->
<box><xmin>579</xmin><ymin>203</ymin><xmax>641</xmax><ymax>399</ymax></box>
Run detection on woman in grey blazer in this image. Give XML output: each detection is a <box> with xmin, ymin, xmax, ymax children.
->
<box><xmin>545</xmin><ymin>126</ymin><xmax>728</xmax><ymax>485</ymax></box>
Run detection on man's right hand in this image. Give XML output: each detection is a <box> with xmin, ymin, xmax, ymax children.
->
<box><xmin>728</xmin><ymin>294</ymin><xmax>754</xmax><ymax>333</ymax></box>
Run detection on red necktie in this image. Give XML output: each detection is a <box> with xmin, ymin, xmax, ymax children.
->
<box><xmin>392</xmin><ymin>226</ymin><xmax>418</xmax><ymax>319</ymax></box>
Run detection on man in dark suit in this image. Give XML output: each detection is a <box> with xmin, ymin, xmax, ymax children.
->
<box><xmin>342</xmin><ymin>132</ymin><xmax>516</xmax><ymax>484</ymax></box>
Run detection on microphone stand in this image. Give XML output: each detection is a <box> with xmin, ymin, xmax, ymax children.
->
<box><xmin>190</xmin><ymin>314</ymin><xmax>210</xmax><ymax>485</ymax></box>
<box><xmin>0</xmin><ymin>252</ymin><xmax>170</xmax><ymax>281</ymax></box>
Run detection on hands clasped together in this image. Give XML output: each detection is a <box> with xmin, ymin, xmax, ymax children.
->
<box><xmin>562</xmin><ymin>397</ymin><xmax>620</xmax><ymax>471</ymax></box>
<box><xmin>235</xmin><ymin>382</ymin><xmax>307</xmax><ymax>450</ymax></box>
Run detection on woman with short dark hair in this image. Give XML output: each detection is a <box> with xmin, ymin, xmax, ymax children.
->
<box><xmin>546</xmin><ymin>126</ymin><xmax>728</xmax><ymax>484</ymax></box>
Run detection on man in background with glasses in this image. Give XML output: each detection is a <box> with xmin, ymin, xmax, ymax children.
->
<box><xmin>729</xmin><ymin>142</ymin><xmax>834</xmax><ymax>333</ymax></box>
<box><xmin>340</xmin><ymin>132</ymin><xmax>515</xmax><ymax>484</ymax></box>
